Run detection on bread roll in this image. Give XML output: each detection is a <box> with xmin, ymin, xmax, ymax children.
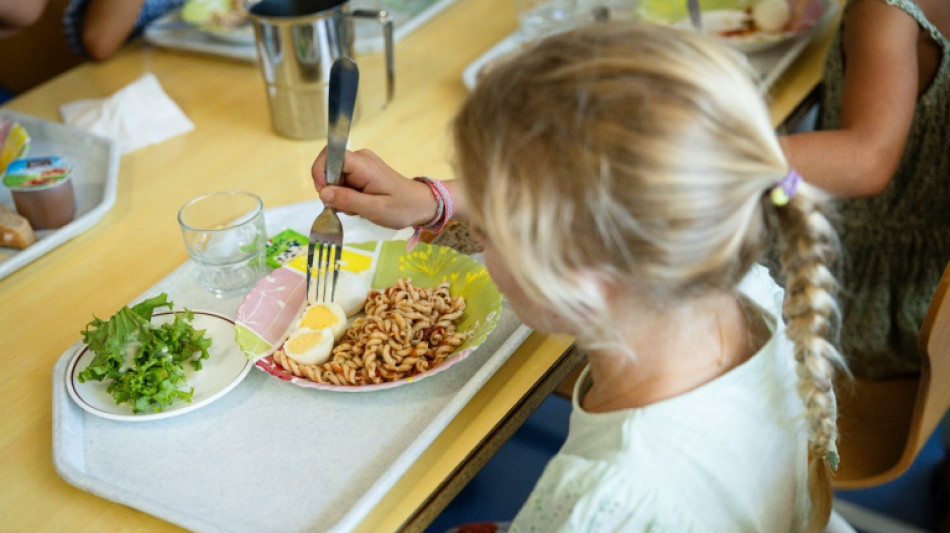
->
<box><xmin>0</xmin><ymin>204</ymin><xmax>37</xmax><ymax>249</ymax></box>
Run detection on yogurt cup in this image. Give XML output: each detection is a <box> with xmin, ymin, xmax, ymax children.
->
<box><xmin>2</xmin><ymin>156</ymin><xmax>76</xmax><ymax>230</ymax></box>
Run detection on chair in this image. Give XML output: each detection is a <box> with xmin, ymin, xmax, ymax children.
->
<box><xmin>833</xmin><ymin>259</ymin><xmax>950</xmax><ymax>489</ymax></box>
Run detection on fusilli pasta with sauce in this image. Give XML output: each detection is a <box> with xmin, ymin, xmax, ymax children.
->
<box><xmin>274</xmin><ymin>278</ymin><xmax>467</xmax><ymax>385</ymax></box>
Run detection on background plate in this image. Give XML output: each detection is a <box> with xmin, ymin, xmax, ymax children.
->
<box><xmin>143</xmin><ymin>0</ymin><xmax>461</xmax><ymax>61</ymax></box>
<box><xmin>640</xmin><ymin>0</ymin><xmax>836</xmax><ymax>54</ymax></box>
<box><xmin>463</xmin><ymin>0</ymin><xmax>834</xmax><ymax>95</ymax></box>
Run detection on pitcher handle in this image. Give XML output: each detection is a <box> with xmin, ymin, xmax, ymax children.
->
<box><xmin>351</xmin><ymin>9</ymin><xmax>395</xmax><ymax>106</ymax></box>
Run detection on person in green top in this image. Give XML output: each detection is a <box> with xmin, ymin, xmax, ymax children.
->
<box><xmin>782</xmin><ymin>0</ymin><xmax>950</xmax><ymax>380</ymax></box>
<box><xmin>0</xmin><ymin>0</ymin><xmax>46</xmax><ymax>38</ymax></box>
<box><xmin>782</xmin><ymin>1</ymin><xmax>949</xmax><ymax>530</ymax></box>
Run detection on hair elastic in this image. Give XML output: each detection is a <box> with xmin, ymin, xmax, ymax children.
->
<box><xmin>827</xmin><ymin>449</ymin><xmax>840</xmax><ymax>471</ymax></box>
<box><xmin>407</xmin><ymin>177</ymin><xmax>455</xmax><ymax>251</ymax></box>
<box><xmin>769</xmin><ymin>169</ymin><xmax>803</xmax><ymax>206</ymax></box>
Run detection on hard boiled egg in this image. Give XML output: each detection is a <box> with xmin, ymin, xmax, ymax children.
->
<box><xmin>297</xmin><ymin>301</ymin><xmax>347</xmax><ymax>341</ymax></box>
<box><xmin>752</xmin><ymin>0</ymin><xmax>790</xmax><ymax>32</ymax></box>
<box><xmin>328</xmin><ymin>269</ymin><xmax>371</xmax><ymax>317</ymax></box>
<box><xmin>283</xmin><ymin>327</ymin><xmax>334</xmax><ymax>365</ymax></box>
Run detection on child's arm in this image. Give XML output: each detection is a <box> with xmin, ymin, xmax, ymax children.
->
<box><xmin>0</xmin><ymin>0</ymin><xmax>47</xmax><ymax>38</ymax></box>
<box><xmin>782</xmin><ymin>0</ymin><xmax>920</xmax><ymax>198</ymax></box>
<box><xmin>311</xmin><ymin>147</ymin><xmax>467</xmax><ymax>229</ymax></box>
<box><xmin>80</xmin><ymin>0</ymin><xmax>147</xmax><ymax>60</ymax></box>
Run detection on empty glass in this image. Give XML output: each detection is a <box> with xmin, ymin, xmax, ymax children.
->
<box><xmin>517</xmin><ymin>0</ymin><xmax>578</xmax><ymax>42</ymax></box>
<box><xmin>575</xmin><ymin>0</ymin><xmax>639</xmax><ymax>23</ymax></box>
<box><xmin>178</xmin><ymin>191</ymin><xmax>268</xmax><ymax>298</ymax></box>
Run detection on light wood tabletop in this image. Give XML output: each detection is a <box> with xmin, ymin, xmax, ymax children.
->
<box><xmin>0</xmin><ymin>0</ymin><xmax>836</xmax><ymax>530</ymax></box>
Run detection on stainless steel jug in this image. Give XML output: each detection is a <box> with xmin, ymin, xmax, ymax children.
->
<box><xmin>249</xmin><ymin>0</ymin><xmax>394</xmax><ymax>139</ymax></box>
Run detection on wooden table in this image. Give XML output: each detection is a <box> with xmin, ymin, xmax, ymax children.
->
<box><xmin>0</xmin><ymin>0</ymin><xmax>836</xmax><ymax>530</ymax></box>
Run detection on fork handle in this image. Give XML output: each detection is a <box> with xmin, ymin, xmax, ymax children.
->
<box><xmin>326</xmin><ymin>58</ymin><xmax>360</xmax><ymax>186</ymax></box>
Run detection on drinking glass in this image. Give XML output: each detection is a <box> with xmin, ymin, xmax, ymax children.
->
<box><xmin>178</xmin><ymin>191</ymin><xmax>267</xmax><ymax>298</ymax></box>
<box><xmin>517</xmin><ymin>0</ymin><xmax>578</xmax><ymax>42</ymax></box>
<box><xmin>575</xmin><ymin>0</ymin><xmax>638</xmax><ymax>23</ymax></box>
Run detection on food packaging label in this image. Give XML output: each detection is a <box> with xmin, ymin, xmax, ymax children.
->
<box><xmin>0</xmin><ymin>120</ymin><xmax>30</xmax><ymax>176</ymax></box>
<box><xmin>3</xmin><ymin>156</ymin><xmax>74</xmax><ymax>190</ymax></box>
<box><xmin>266</xmin><ymin>228</ymin><xmax>309</xmax><ymax>269</ymax></box>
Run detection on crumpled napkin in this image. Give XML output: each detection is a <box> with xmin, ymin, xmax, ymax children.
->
<box><xmin>59</xmin><ymin>72</ymin><xmax>194</xmax><ymax>154</ymax></box>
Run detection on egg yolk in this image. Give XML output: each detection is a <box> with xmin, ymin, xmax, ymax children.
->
<box><xmin>286</xmin><ymin>329</ymin><xmax>328</xmax><ymax>354</ymax></box>
<box><xmin>300</xmin><ymin>304</ymin><xmax>341</xmax><ymax>330</ymax></box>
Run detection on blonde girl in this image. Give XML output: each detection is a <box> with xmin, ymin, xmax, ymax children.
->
<box><xmin>314</xmin><ymin>22</ymin><xmax>847</xmax><ymax>532</ymax></box>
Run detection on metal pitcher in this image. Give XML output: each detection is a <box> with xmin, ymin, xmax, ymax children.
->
<box><xmin>249</xmin><ymin>0</ymin><xmax>394</xmax><ymax>139</ymax></box>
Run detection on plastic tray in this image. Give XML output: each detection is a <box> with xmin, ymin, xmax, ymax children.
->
<box><xmin>143</xmin><ymin>0</ymin><xmax>460</xmax><ymax>62</ymax></box>
<box><xmin>462</xmin><ymin>26</ymin><xmax>816</xmax><ymax>93</ymax></box>
<box><xmin>52</xmin><ymin>201</ymin><xmax>532</xmax><ymax>533</ymax></box>
<box><xmin>0</xmin><ymin>110</ymin><xmax>119</xmax><ymax>281</ymax></box>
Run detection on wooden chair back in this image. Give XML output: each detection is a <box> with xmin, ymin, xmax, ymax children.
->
<box><xmin>834</xmin><ymin>260</ymin><xmax>950</xmax><ymax>489</ymax></box>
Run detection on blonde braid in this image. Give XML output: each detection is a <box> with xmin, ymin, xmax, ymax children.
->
<box><xmin>775</xmin><ymin>183</ymin><xmax>848</xmax><ymax>532</ymax></box>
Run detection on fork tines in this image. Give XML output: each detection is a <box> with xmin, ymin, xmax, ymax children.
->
<box><xmin>306</xmin><ymin>206</ymin><xmax>344</xmax><ymax>305</ymax></box>
<box><xmin>308</xmin><ymin>240</ymin><xmax>342</xmax><ymax>304</ymax></box>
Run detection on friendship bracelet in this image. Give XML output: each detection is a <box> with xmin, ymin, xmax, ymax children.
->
<box><xmin>418</xmin><ymin>178</ymin><xmax>446</xmax><ymax>231</ymax></box>
<box><xmin>407</xmin><ymin>177</ymin><xmax>456</xmax><ymax>251</ymax></box>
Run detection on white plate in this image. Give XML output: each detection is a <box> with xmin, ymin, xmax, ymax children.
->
<box><xmin>143</xmin><ymin>11</ymin><xmax>257</xmax><ymax>62</ymax></box>
<box><xmin>463</xmin><ymin>3</ymin><xmax>832</xmax><ymax>95</ymax></box>
<box><xmin>143</xmin><ymin>0</ymin><xmax>460</xmax><ymax>61</ymax></box>
<box><xmin>65</xmin><ymin>311</ymin><xmax>253</xmax><ymax>422</ymax></box>
<box><xmin>671</xmin><ymin>0</ymin><xmax>836</xmax><ymax>54</ymax></box>
<box><xmin>674</xmin><ymin>8</ymin><xmax>794</xmax><ymax>53</ymax></box>
<box><xmin>200</xmin><ymin>23</ymin><xmax>255</xmax><ymax>45</ymax></box>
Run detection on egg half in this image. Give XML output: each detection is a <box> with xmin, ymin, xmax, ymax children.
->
<box><xmin>326</xmin><ymin>269</ymin><xmax>372</xmax><ymax>317</ymax></box>
<box><xmin>297</xmin><ymin>301</ymin><xmax>347</xmax><ymax>341</ymax></box>
<box><xmin>752</xmin><ymin>0</ymin><xmax>790</xmax><ymax>32</ymax></box>
<box><xmin>283</xmin><ymin>327</ymin><xmax>334</xmax><ymax>366</ymax></box>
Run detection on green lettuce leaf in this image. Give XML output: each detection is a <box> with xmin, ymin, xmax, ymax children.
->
<box><xmin>77</xmin><ymin>294</ymin><xmax>213</xmax><ymax>414</ymax></box>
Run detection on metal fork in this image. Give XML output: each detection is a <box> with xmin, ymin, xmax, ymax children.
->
<box><xmin>307</xmin><ymin>57</ymin><xmax>360</xmax><ymax>304</ymax></box>
<box><xmin>686</xmin><ymin>0</ymin><xmax>702</xmax><ymax>30</ymax></box>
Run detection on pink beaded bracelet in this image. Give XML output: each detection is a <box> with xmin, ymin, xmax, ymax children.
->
<box><xmin>407</xmin><ymin>177</ymin><xmax>455</xmax><ymax>251</ymax></box>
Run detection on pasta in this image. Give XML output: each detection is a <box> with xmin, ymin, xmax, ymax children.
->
<box><xmin>273</xmin><ymin>278</ymin><xmax>467</xmax><ymax>386</ymax></box>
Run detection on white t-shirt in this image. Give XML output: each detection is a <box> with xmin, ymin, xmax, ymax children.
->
<box><xmin>510</xmin><ymin>265</ymin><xmax>812</xmax><ymax>532</ymax></box>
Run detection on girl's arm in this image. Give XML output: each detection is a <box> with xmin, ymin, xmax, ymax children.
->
<box><xmin>0</xmin><ymin>0</ymin><xmax>47</xmax><ymax>38</ymax></box>
<box><xmin>311</xmin><ymin>147</ymin><xmax>469</xmax><ymax>230</ymax></box>
<box><xmin>81</xmin><ymin>0</ymin><xmax>147</xmax><ymax>60</ymax></box>
<box><xmin>782</xmin><ymin>0</ymin><xmax>920</xmax><ymax>198</ymax></box>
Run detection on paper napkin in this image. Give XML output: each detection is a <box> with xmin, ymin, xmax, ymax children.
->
<box><xmin>59</xmin><ymin>72</ymin><xmax>194</xmax><ymax>154</ymax></box>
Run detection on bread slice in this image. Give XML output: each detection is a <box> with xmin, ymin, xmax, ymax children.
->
<box><xmin>0</xmin><ymin>204</ymin><xmax>37</xmax><ymax>249</ymax></box>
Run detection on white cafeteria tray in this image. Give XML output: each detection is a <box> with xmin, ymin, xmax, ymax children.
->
<box><xmin>0</xmin><ymin>109</ymin><xmax>119</xmax><ymax>281</ymax></box>
<box><xmin>52</xmin><ymin>201</ymin><xmax>532</xmax><ymax>533</ymax></box>
<box><xmin>143</xmin><ymin>0</ymin><xmax>460</xmax><ymax>61</ymax></box>
<box><xmin>462</xmin><ymin>27</ymin><xmax>815</xmax><ymax>94</ymax></box>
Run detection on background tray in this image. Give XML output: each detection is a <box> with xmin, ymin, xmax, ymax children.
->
<box><xmin>462</xmin><ymin>26</ymin><xmax>816</xmax><ymax>94</ymax></box>
<box><xmin>52</xmin><ymin>201</ymin><xmax>532</xmax><ymax>533</ymax></box>
<box><xmin>143</xmin><ymin>0</ymin><xmax>460</xmax><ymax>61</ymax></box>
<box><xmin>0</xmin><ymin>109</ymin><xmax>119</xmax><ymax>281</ymax></box>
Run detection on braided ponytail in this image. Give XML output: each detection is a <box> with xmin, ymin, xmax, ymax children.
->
<box><xmin>774</xmin><ymin>181</ymin><xmax>848</xmax><ymax>532</ymax></box>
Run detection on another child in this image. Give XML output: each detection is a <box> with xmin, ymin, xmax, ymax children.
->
<box><xmin>63</xmin><ymin>0</ymin><xmax>184</xmax><ymax>60</ymax></box>
<box><xmin>781</xmin><ymin>0</ymin><xmax>950</xmax><ymax>380</ymax></box>
<box><xmin>782</xmin><ymin>1</ymin><xmax>950</xmax><ymax>528</ymax></box>
<box><xmin>314</xmin><ymin>23</ymin><xmax>846</xmax><ymax>532</ymax></box>
<box><xmin>0</xmin><ymin>0</ymin><xmax>47</xmax><ymax>38</ymax></box>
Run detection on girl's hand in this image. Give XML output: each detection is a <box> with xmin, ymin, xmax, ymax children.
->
<box><xmin>311</xmin><ymin>147</ymin><xmax>438</xmax><ymax>229</ymax></box>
